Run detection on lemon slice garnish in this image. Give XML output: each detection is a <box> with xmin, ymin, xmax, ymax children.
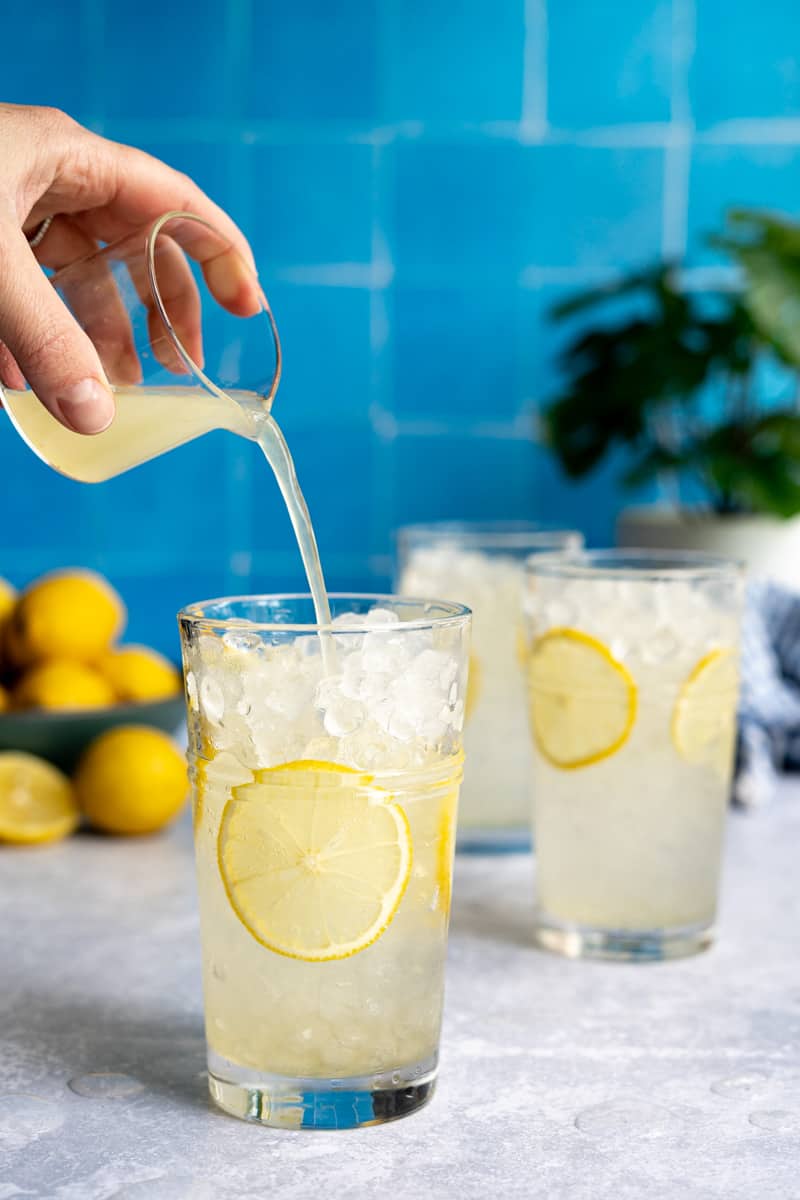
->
<box><xmin>0</xmin><ymin>752</ymin><xmax>79</xmax><ymax>844</ymax></box>
<box><xmin>672</xmin><ymin>648</ymin><xmax>739</xmax><ymax>777</ymax></box>
<box><xmin>435</xmin><ymin>787</ymin><xmax>459</xmax><ymax>916</ymax></box>
<box><xmin>218</xmin><ymin>760</ymin><xmax>412</xmax><ymax>962</ymax></box>
<box><xmin>528</xmin><ymin>628</ymin><xmax>637</xmax><ymax>769</ymax></box>
<box><xmin>515</xmin><ymin>623</ymin><xmax>529</xmax><ymax>667</ymax></box>
<box><xmin>465</xmin><ymin>653</ymin><xmax>481</xmax><ymax>720</ymax></box>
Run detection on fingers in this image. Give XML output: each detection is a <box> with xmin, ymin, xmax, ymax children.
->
<box><xmin>126</xmin><ymin>233</ymin><xmax>204</xmax><ymax>373</ymax></box>
<box><xmin>37</xmin><ymin>215</ymin><xmax>142</xmax><ymax>387</ymax></box>
<box><xmin>56</xmin><ymin>134</ymin><xmax>260</xmax><ymax>295</ymax></box>
<box><xmin>152</xmin><ymin>215</ymin><xmax>263</xmax><ymax>319</ymax></box>
<box><xmin>0</xmin><ymin>340</ymin><xmax>26</xmax><ymax>391</ymax></box>
<box><xmin>0</xmin><ymin>220</ymin><xmax>114</xmax><ymax>433</ymax></box>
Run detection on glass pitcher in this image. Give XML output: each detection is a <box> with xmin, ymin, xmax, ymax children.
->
<box><xmin>1</xmin><ymin>211</ymin><xmax>281</xmax><ymax>483</ymax></box>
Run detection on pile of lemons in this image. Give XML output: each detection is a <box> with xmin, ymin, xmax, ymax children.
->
<box><xmin>0</xmin><ymin>570</ymin><xmax>188</xmax><ymax>845</ymax></box>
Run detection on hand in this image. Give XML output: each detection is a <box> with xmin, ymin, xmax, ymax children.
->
<box><xmin>0</xmin><ymin>103</ymin><xmax>259</xmax><ymax>434</ymax></box>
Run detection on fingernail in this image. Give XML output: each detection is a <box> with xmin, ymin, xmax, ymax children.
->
<box><xmin>57</xmin><ymin>379</ymin><xmax>115</xmax><ymax>434</ymax></box>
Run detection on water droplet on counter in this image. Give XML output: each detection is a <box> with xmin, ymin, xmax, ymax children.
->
<box><xmin>68</xmin><ymin>1073</ymin><xmax>144</xmax><ymax>1099</ymax></box>
<box><xmin>0</xmin><ymin>1094</ymin><xmax>65</xmax><ymax>1151</ymax></box>
<box><xmin>749</xmin><ymin>1109</ymin><xmax>800</xmax><ymax>1133</ymax></box>
<box><xmin>575</xmin><ymin>1098</ymin><xmax>683</xmax><ymax>1139</ymax></box>
<box><xmin>711</xmin><ymin>1070</ymin><xmax>770</xmax><ymax>1098</ymax></box>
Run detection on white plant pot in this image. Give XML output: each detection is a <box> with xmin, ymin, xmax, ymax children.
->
<box><xmin>617</xmin><ymin>506</ymin><xmax>800</xmax><ymax>590</ymax></box>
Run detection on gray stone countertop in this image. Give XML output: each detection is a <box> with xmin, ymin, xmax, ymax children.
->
<box><xmin>2</xmin><ymin>791</ymin><xmax>799</xmax><ymax>1200</ymax></box>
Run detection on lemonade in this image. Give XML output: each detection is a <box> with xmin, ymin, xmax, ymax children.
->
<box><xmin>179</xmin><ymin>596</ymin><xmax>470</xmax><ymax>1128</ymax></box>
<box><xmin>3</xmin><ymin>386</ymin><xmax>262</xmax><ymax>483</ymax></box>
<box><xmin>397</xmin><ymin>524</ymin><xmax>581</xmax><ymax>849</ymax></box>
<box><xmin>524</xmin><ymin>551</ymin><xmax>744</xmax><ymax>960</ymax></box>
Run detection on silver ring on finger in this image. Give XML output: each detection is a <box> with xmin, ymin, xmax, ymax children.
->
<box><xmin>26</xmin><ymin>215</ymin><xmax>55</xmax><ymax>249</ymax></box>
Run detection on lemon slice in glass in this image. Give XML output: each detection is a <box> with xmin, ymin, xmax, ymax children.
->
<box><xmin>0</xmin><ymin>752</ymin><xmax>79</xmax><ymax>844</ymax></box>
<box><xmin>218</xmin><ymin>760</ymin><xmax>412</xmax><ymax>962</ymax></box>
<box><xmin>672</xmin><ymin>648</ymin><xmax>739</xmax><ymax>777</ymax></box>
<box><xmin>435</xmin><ymin>787</ymin><xmax>459</xmax><ymax>917</ymax></box>
<box><xmin>528</xmin><ymin>628</ymin><xmax>637</xmax><ymax>769</ymax></box>
<box><xmin>465</xmin><ymin>652</ymin><xmax>481</xmax><ymax>720</ymax></box>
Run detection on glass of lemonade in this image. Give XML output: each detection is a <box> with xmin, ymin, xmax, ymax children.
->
<box><xmin>524</xmin><ymin>550</ymin><xmax>744</xmax><ymax>961</ymax></box>
<box><xmin>178</xmin><ymin>594</ymin><xmax>471</xmax><ymax>1129</ymax></box>
<box><xmin>396</xmin><ymin>523</ymin><xmax>582</xmax><ymax>851</ymax></box>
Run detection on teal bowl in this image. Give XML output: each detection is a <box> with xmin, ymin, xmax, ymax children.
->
<box><xmin>0</xmin><ymin>694</ymin><xmax>186</xmax><ymax>773</ymax></box>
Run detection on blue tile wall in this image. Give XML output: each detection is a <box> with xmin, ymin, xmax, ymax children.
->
<box><xmin>380</xmin><ymin>0</ymin><xmax>526</xmax><ymax>122</ymax></box>
<box><xmin>688</xmin><ymin>145</ymin><xmax>800</xmax><ymax>265</ymax></box>
<box><xmin>548</xmin><ymin>0</ymin><xmax>673</xmax><ymax>128</ymax></box>
<box><xmin>518</xmin><ymin>146</ymin><xmax>665</xmax><ymax>270</ymax></box>
<box><xmin>2</xmin><ymin>0</ymin><xmax>800</xmax><ymax>649</ymax></box>
<box><xmin>251</xmin><ymin>144</ymin><xmax>375</xmax><ymax>268</ymax></box>
<box><xmin>248</xmin><ymin>1</ymin><xmax>379</xmax><ymax>120</ymax></box>
<box><xmin>691</xmin><ymin>0</ymin><xmax>800</xmax><ymax>128</ymax></box>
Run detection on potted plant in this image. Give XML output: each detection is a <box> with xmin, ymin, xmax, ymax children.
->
<box><xmin>543</xmin><ymin>209</ymin><xmax>800</xmax><ymax>586</ymax></box>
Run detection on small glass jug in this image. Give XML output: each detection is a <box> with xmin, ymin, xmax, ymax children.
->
<box><xmin>1</xmin><ymin>211</ymin><xmax>281</xmax><ymax>483</ymax></box>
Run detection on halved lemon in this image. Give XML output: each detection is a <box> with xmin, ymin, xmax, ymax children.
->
<box><xmin>528</xmin><ymin>628</ymin><xmax>637</xmax><ymax>769</ymax></box>
<box><xmin>218</xmin><ymin>760</ymin><xmax>412</xmax><ymax>962</ymax></box>
<box><xmin>672</xmin><ymin>648</ymin><xmax>739</xmax><ymax>776</ymax></box>
<box><xmin>0</xmin><ymin>752</ymin><xmax>79</xmax><ymax>845</ymax></box>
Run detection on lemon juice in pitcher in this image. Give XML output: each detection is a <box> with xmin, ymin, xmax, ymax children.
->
<box><xmin>3</xmin><ymin>385</ymin><xmax>262</xmax><ymax>483</ymax></box>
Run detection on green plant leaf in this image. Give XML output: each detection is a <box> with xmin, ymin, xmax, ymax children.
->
<box><xmin>542</xmin><ymin>221</ymin><xmax>800</xmax><ymax>515</ymax></box>
<box><xmin>717</xmin><ymin>208</ymin><xmax>800</xmax><ymax>365</ymax></box>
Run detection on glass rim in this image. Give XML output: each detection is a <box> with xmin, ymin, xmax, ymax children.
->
<box><xmin>524</xmin><ymin>548</ymin><xmax>745</xmax><ymax>582</ymax></box>
<box><xmin>178</xmin><ymin>592</ymin><xmax>472</xmax><ymax>635</ymax></box>
<box><xmin>395</xmin><ymin>520</ymin><xmax>583</xmax><ymax>550</ymax></box>
<box><xmin>145</xmin><ymin>210</ymin><xmax>281</xmax><ymax>407</ymax></box>
<box><xmin>47</xmin><ymin>209</ymin><xmax>282</xmax><ymax>407</ymax></box>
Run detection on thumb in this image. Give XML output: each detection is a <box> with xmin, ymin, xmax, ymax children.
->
<box><xmin>0</xmin><ymin>221</ymin><xmax>115</xmax><ymax>433</ymax></box>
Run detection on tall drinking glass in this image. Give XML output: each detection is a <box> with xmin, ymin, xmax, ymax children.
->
<box><xmin>179</xmin><ymin>594</ymin><xmax>471</xmax><ymax>1129</ymax></box>
<box><xmin>524</xmin><ymin>551</ymin><xmax>744</xmax><ymax>960</ymax></box>
<box><xmin>396</xmin><ymin>523</ymin><xmax>582</xmax><ymax>851</ymax></box>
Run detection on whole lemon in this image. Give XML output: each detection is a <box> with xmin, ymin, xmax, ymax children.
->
<box><xmin>13</xmin><ymin>660</ymin><xmax>116</xmax><ymax>710</ymax></box>
<box><xmin>75</xmin><ymin>726</ymin><xmax>188</xmax><ymax>835</ymax></box>
<box><xmin>9</xmin><ymin>570</ymin><xmax>125</xmax><ymax>667</ymax></box>
<box><xmin>98</xmin><ymin>645</ymin><xmax>181</xmax><ymax>703</ymax></box>
<box><xmin>0</xmin><ymin>577</ymin><xmax>16</xmax><ymax>625</ymax></box>
<box><xmin>0</xmin><ymin>578</ymin><xmax>17</xmax><ymax>676</ymax></box>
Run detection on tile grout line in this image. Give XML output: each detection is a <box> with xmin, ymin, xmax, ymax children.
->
<box><xmin>82</xmin><ymin>0</ymin><xmax>106</xmax><ymax>130</ymax></box>
<box><xmin>661</xmin><ymin>0</ymin><xmax>695</xmax><ymax>260</ymax></box>
<box><xmin>98</xmin><ymin>116</ymin><xmax>800</xmax><ymax>151</ymax></box>
<box><xmin>224</xmin><ymin>0</ymin><xmax>256</xmax><ymax>594</ymax></box>
<box><xmin>370</xmin><ymin>0</ymin><xmax>396</xmax><ymax>566</ymax></box>
<box><xmin>521</xmin><ymin>0</ymin><xmax>548</xmax><ymax>142</ymax></box>
<box><xmin>368</xmin><ymin>137</ymin><xmax>397</xmax><ymax>570</ymax></box>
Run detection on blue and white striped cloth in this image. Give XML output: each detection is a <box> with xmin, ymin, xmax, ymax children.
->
<box><xmin>736</xmin><ymin>581</ymin><xmax>800</xmax><ymax>807</ymax></box>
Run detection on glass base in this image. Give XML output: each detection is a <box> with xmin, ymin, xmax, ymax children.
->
<box><xmin>207</xmin><ymin>1054</ymin><xmax>437</xmax><ymax>1129</ymax></box>
<box><xmin>456</xmin><ymin>825</ymin><xmax>531</xmax><ymax>854</ymax></box>
<box><xmin>533</xmin><ymin>913</ymin><xmax>714</xmax><ymax>961</ymax></box>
